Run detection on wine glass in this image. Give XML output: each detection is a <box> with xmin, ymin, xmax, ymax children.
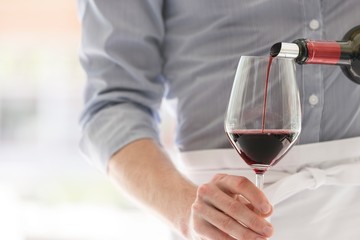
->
<box><xmin>224</xmin><ymin>56</ymin><xmax>301</xmax><ymax>189</ymax></box>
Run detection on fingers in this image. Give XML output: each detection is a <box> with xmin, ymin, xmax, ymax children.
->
<box><xmin>190</xmin><ymin>207</ymin><xmax>237</xmax><ymax>240</ymax></box>
<box><xmin>196</xmin><ymin>181</ymin><xmax>273</xmax><ymax>238</ymax></box>
<box><xmin>190</xmin><ymin>174</ymin><xmax>274</xmax><ymax>240</ymax></box>
<box><xmin>212</xmin><ymin>174</ymin><xmax>273</xmax><ymax>216</ymax></box>
<box><xmin>192</xmin><ymin>199</ymin><xmax>270</xmax><ymax>240</ymax></box>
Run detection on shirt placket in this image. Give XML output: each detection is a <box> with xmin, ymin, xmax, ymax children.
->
<box><xmin>300</xmin><ymin>0</ymin><xmax>324</xmax><ymax>143</ymax></box>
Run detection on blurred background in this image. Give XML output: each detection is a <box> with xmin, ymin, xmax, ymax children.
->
<box><xmin>0</xmin><ymin>1</ymin><xmax>175</xmax><ymax>239</ymax></box>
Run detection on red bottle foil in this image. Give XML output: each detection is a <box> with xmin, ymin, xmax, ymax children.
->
<box><xmin>306</xmin><ymin>40</ymin><xmax>341</xmax><ymax>64</ymax></box>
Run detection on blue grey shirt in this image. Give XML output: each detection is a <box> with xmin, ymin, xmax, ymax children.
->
<box><xmin>78</xmin><ymin>0</ymin><xmax>360</xmax><ymax>171</ymax></box>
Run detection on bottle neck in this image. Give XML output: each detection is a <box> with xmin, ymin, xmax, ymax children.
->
<box><xmin>269</xmin><ymin>25</ymin><xmax>360</xmax><ymax>84</ymax></box>
<box><xmin>294</xmin><ymin>39</ymin><xmax>353</xmax><ymax>66</ymax></box>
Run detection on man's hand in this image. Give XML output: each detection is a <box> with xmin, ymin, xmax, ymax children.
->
<box><xmin>189</xmin><ymin>174</ymin><xmax>273</xmax><ymax>240</ymax></box>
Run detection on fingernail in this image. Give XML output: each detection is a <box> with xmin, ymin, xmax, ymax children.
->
<box><xmin>260</xmin><ymin>202</ymin><xmax>272</xmax><ymax>214</ymax></box>
<box><xmin>255</xmin><ymin>237</ymin><xmax>266</xmax><ymax>240</ymax></box>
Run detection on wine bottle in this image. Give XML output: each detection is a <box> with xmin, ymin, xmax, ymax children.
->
<box><xmin>270</xmin><ymin>25</ymin><xmax>360</xmax><ymax>84</ymax></box>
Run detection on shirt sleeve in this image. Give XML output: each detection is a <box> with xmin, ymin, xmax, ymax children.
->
<box><xmin>77</xmin><ymin>0</ymin><xmax>165</xmax><ymax>173</ymax></box>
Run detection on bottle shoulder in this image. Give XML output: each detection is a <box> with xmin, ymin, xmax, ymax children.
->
<box><xmin>342</xmin><ymin>25</ymin><xmax>360</xmax><ymax>43</ymax></box>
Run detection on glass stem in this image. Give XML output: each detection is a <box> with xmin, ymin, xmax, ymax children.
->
<box><xmin>255</xmin><ymin>173</ymin><xmax>264</xmax><ymax>190</ymax></box>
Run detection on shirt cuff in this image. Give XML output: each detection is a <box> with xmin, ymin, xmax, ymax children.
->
<box><xmin>80</xmin><ymin>103</ymin><xmax>160</xmax><ymax>174</ymax></box>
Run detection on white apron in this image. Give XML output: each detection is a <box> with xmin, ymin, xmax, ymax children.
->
<box><xmin>172</xmin><ymin>137</ymin><xmax>360</xmax><ymax>240</ymax></box>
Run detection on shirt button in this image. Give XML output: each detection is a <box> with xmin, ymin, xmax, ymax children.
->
<box><xmin>309</xmin><ymin>19</ymin><xmax>320</xmax><ymax>30</ymax></box>
<box><xmin>309</xmin><ymin>94</ymin><xmax>319</xmax><ymax>106</ymax></box>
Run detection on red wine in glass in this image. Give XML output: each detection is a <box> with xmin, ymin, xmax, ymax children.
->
<box><xmin>226</xmin><ymin>129</ymin><xmax>298</xmax><ymax>174</ymax></box>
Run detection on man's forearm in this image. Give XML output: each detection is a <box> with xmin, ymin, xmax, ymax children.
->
<box><xmin>108</xmin><ymin>138</ymin><xmax>197</xmax><ymax>238</ymax></box>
